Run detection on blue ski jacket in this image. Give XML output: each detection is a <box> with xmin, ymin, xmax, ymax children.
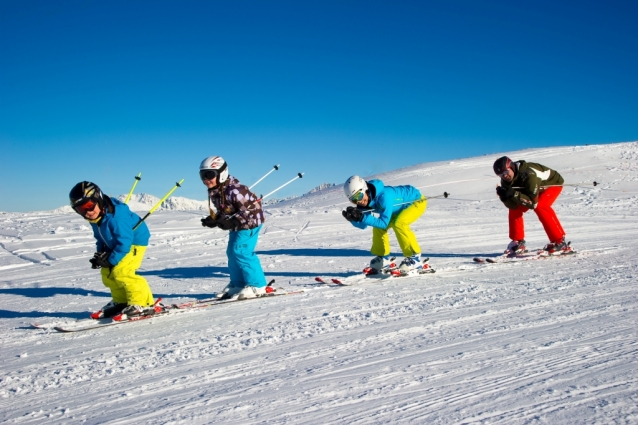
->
<box><xmin>91</xmin><ymin>197</ymin><xmax>151</xmax><ymax>266</ymax></box>
<box><xmin>350</xmin><ymin>179</ymin><xmax>422</xmax><ymax>230</ymax></box>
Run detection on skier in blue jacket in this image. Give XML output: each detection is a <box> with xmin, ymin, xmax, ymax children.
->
<box><xmin>342</xmin><ymin>176</ymin><xmax>427</xmax><ymax>273</ymax></box>
<box><xmin>70</xmin><ymin>181</ymin><xmax>156</xmax><ymax>320</ymax></box>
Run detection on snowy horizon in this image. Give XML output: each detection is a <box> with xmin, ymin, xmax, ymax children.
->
<box><xmin>1</xmin><ymin>142</ymin><xmax>637</xmax><ymax>424</ymax></box>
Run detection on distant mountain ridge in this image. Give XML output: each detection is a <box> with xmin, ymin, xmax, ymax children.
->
<box><xmin>117</xmin><ymin>194</ymin><xmax>208</xmax><ymax>211</ymax></box>
<box><xmin>30</xmin><ymin>183</ymin><xmax>337</xmax><ymax>214</ymax></box>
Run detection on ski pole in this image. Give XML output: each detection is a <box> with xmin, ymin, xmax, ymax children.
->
<box><xmin>227</xmin><ymin>173</ymin><xmax>304</xmax><ymax>219</ymax></box>
<box><xmin>262</xmin><ymin>173</ymin><xmax>304</xmax><ymax>201</ymax></box>
<box><xmin>133</xmin><ymin>179</ymin><xmax>184</xmax><ymax>230</ymax></box>
<box><xmin>124</xmin><ymin>172</ymin><xmax>142</xmax><ymax>204</ymax></box>
<box><xmin>249</xmin><ymin>165</ymin><xmax>280</xmax><ymax>190</ymax></box>
<box><xmin>359</xmin><ymin>192</ymin><xmax>449</xmax><ymax>213</ymax></box>
<box><xmin>510</xmin><ymin>181</ymin><xmax>598</xmax><ymax>190</ymax></box>
<box><xmin>425</xmin><ymin>192</ymin><xmax>450</xmax><ymax>200</ymax></box>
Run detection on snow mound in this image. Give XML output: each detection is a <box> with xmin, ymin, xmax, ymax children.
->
<box><xmin>116</xmin><ymin>193</ymin><xmax>207</xmax><ymax>211</ymax></box>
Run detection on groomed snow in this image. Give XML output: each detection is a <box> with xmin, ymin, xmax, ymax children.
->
<box><xmin>1</xmin><ymin>142</ymin><xmax>637</xmax><ymax>424</ymax></box>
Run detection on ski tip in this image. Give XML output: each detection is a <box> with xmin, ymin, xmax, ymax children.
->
<box><xmin>473</xmin><ymin>257</ymin><xmax>485</xmax><ymax>263</ymax></box>
<box><xmin>331</xmin><ymin>279</ymin><xmax>345</xmax><ymax>285</ymax></box>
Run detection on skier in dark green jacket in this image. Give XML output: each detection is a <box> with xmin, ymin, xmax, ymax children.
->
<box><xmin>493</xmin><ymin>156</ymin><xmax>571</xmax><ymax>256</ymax></box>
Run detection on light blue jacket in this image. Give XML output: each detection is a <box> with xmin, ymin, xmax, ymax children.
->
<box><xmin>351</xmin><ymin>179</ymin><xmax>422</xmax><ymax>230</ymax></box>
<box><xmin>91</xmin><ymin>198</ymin><xmax>151</xmax><ymax>266</ymax></box>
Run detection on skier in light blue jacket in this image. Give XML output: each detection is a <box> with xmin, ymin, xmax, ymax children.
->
<box><xmin>343</xmin><ymin>176</ymin><xmax>427</xmax><ymax>273</ymax></box>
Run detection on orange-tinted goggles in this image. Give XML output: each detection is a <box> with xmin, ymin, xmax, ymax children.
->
<box><xmin>74</xmin><ymin>199</ymin><xmax>98</xmax><ymax>215</ymax></box>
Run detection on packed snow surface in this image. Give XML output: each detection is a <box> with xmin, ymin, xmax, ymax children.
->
<box><xmin>1</xmin><ymin>142</ymin><xmax>637</xmax><ymax>424</ymax></box>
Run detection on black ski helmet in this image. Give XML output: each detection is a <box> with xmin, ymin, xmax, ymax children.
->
<box><xmin>69</xmin><ymin>181</ymin><xmax>105</xmax><ymax>212</ymax></box>
<box><xmin>493</xmin><ymin>156</ymin><xmax>513</xmax><ymax>176</ymax></box>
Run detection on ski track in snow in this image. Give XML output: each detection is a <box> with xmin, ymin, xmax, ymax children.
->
<box><xmin>0</xmin><ymin>142</ymin><xmax>637</xmax><ymax>424</ymax></box>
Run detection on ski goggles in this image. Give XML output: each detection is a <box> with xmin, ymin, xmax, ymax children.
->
<box><xmin>73</xmin><ymin>199</ymin><xmax>98</xmax><ymax>215</ymax></box>
<box><xmin>199</xmin><ymin>167</ymin><xmax>230</xmax><ymax>180</ymax></box>
<box><xmin>349</xmin><ymin>190</ymin><xmax>365</xmax><ymax>204</ymax></box>
<box><xmin>199</xmin><ymin>169</ymin><xmax>220</xmax><ymax>181</ymax></box>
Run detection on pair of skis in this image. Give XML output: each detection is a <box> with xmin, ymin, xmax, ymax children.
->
<box><xmin>315</xmin><ymin>257</ymin><xmax>436</xmax><ymax>286</ymax></box>
<box><xmin>32</xmin><ymin>281</ymin><xmax>303</xmax><ymax>333</ymax></box>
<box><xmin>473</xmin><ymin>244</ymin><xmax>576</xmax><ymax>264</ymax></box>
<box><xmin>363</xmin><ymin>257</ymin><xmax>435</xmax><ymax>277</ymax></box>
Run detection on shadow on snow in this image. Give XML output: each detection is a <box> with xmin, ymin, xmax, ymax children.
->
<box><xmin>0</xmin><ymin>309</ymin><xmax>89</xmax><ymax>320</ymax></box>
<box><xmin>140</xmin><ymin>266</ymin><xmax>228</xmax><ymax>279</ymax></box>
<box><xmin>140</xmin><ymin>266</ymin><xmax>359</xmax><ymax>280</ymax></box>
<box><xmin>0</xmin><ymin>287</ymin><xmax>110</xmax><ymax>298</ymax></box>
<box><xmin>256</xmin><ymin>249</ymin><xmax>493</xmax><ymax>258</ymax></box>
<box><xmin>256</xmin><ymin>248</ymin><xmax>371</xmax><ymax>257</ymax></box>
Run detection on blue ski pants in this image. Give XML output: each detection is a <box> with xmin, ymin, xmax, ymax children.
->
<box><xmin>227</xmin><ymin>225</ymin><xmax>267</xmax><ymax>288</ymax></box>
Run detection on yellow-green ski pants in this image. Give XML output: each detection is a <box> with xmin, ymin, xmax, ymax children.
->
<box><xmin>100</xmin><ymin>245</ymin><xmax>154</xmax><ymax>307</ymax></box>
<box><xmin>371</xmin><ymin>198</ymin><xmax>427</xmax><ymax>257</ymax></box>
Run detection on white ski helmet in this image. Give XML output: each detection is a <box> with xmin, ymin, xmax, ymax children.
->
<box><xmin>344</xmin><ymin>175</ymin><xmax>367</xmax><ymax>202</ymax></box>
<box><xmin>199</xmin><ymin>156</ymin><xmax>229</xmax><ymax>184</ymax></box>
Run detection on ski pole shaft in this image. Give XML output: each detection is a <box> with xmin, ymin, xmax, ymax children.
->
<box><xmin>425</xmin><ymin>191</ymin><xmax>450</xmax><ymax>200</ymax></box>
<box><xmin>226</xmin><ymin>173</ymin><xmax>304</xmax><ymax>220</ymax></box>
<box><xmin>124</xmin><ymin>173</ymin><xmax>142</xmax><ymax>204</ymax></box>
<box><xmin>249</xmin><ymin>165</ymin><xmax>280</xmax><ymax>190</ymax></box>
<box><xmin>133</xmin><ymin>179</ymin><xmax>184</xmax><ymax>230</ymax></box>
<box><xmin>262</xmin><ymin>173</ymin><xmax>304</xmax><ymax>200</ymax></box>
<box><xmin>361</xmin><ymin>192</ymin><xmax>448</xmax><ymax>213</ymax></box>
<box><xmin>510</xmin><ymin>181</ymin><xmax>598</xmax><ymax>190</ymax></box>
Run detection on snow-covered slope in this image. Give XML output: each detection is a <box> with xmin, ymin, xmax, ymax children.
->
<box><xmin>0</xmin><ymin>142</ymin><xmax>637</xmax><ymax>424</ymax></box>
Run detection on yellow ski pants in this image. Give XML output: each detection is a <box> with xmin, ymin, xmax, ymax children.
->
<box><xmin>100</xmin><ymin>245</ymin><xmax>154</xmax><ymax>307</ymax></box>
<box><xmin>371</xmin><ymin>198</ymin><xmax>427</xmax><ymax>257</ymax></box>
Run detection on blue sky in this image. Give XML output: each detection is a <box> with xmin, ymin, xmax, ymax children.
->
<box><xmin>1</xmin><ymin>0</ymin><xmax>636</xmax><ymax>212</ymax></box>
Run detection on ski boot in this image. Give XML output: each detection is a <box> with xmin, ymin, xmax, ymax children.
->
<box><xmin>542</xmin><ymin>238</ymin><xmax>572</xmax><ymax>255</ymax></box>
<box><xmin>392</xmin><ymin>254</ymin><xmax>423</xmax><ymax>276</ymax></box>
<box><xmin>504</xmin><ymin>240</ymin><xmax>526</xmax><ymax>257</ymax></box>
<box><xmin>363</xmin><ymin>256</ymin><xmax>396</xmax><ymax>275</ymax></box>
<box><xmin>90</xmin><ymin>300</ymin><xmax>127</xmax><ymax>320</ymax></box>
<box><xmin>236</xmin><ymin>285</ymin><xmax>268</xmax><ymax>300</ymax></box>
<box><xmin>113</xmin><ymin>304</ymin><xmax>159</xmax><ymax>322</ymax></box>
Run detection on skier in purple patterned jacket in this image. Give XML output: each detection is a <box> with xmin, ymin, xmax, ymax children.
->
<box><xmin>199</xmin><ymin>156</ymin><xmax>268</xmax><ymax>300</ymax></box>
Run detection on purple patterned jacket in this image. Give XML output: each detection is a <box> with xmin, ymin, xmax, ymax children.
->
<box><xmin>208</xmin><ymin>176</ymin><xmax>265</xmax><ymax>231</ymax></box>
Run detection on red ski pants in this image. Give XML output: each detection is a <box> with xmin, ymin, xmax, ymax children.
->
<box><xmin>509</xmin><ymin>186</ymin><xmax>565</xmax><ymax>243</ymax></box>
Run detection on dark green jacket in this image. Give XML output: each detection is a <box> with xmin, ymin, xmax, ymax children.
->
<box><xmin>500</xmin><ymin>161</ymin><xmax>564</xmax><ymax>210</ymax></box>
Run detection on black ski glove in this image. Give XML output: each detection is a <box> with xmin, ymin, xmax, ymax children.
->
<box><xmin>90</xmin><ymin>252</ymin><xmax>113</xmax><ymax>269</ymax></box>
<box><xmin>496</xmin><ymin>186</ymin><xmax>516</xmax><ymax>202</ymax></box>
<box><xmin>216</xmin><ymin>217</ymin><xmax>240</xmax><ymax>231</ymax></box>
<box><xmin>342</xmin><ymin>206</ymin><xmax>364</xmax><ymax>222</ymax></box>
<box><xmin>201</xmin><ymin>216</ymin><xmax>218</xmax><ymax>228</ymax></box>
